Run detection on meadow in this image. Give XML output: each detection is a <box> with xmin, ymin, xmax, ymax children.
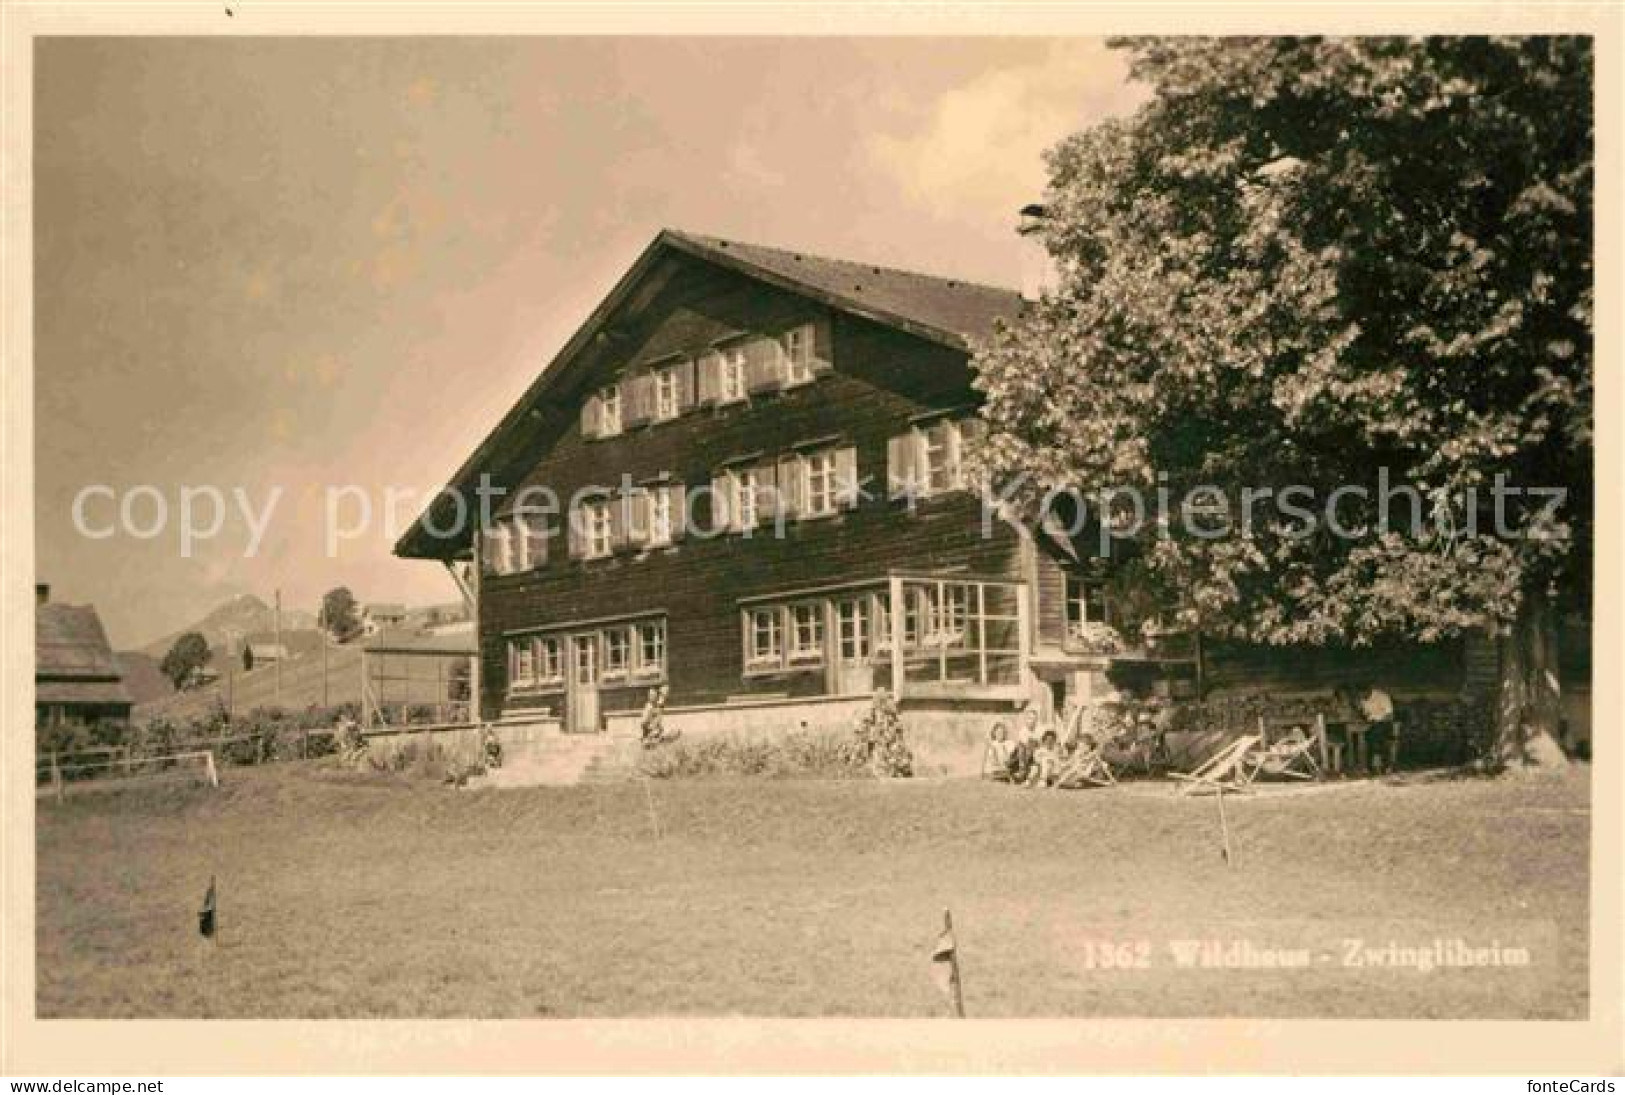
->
<box><xmin>36</xmin><ymin>762</ymin><xmax>1589</xmax><ymax>1018</ymax></box>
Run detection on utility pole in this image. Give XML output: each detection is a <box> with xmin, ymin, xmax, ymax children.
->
<box><xmin>274</xmin><ymin>588</ymin><xmax>283</xmax><ymax>707</ymax></box>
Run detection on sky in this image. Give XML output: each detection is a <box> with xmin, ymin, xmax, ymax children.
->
<box><xmin>34</xmin><ymin>36</ymin><xmax>1147</xmax><ymax>650</ymax></box>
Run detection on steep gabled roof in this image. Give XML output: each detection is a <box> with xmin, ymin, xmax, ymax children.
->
<box><xmin>36</xmin><ymin>601</ymin><xmax>131</xmax><ymax>707</ymax></box>
<box><xmin>395</xmin><ymin>229</ymin><xmax>1023</xmax><ymax>561</ymax></box>
<box><xmin>662</xmin><ymin>231</ymin><xmax>1023</xmax><ymax>348</ymax></box>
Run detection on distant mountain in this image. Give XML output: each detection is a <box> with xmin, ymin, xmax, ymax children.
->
<box><xmin>114</xmin><ymin>651</ymin><xmax>174</xmax><ymax>706</ymax></box>
<box><xmin>137</xmin><ymin>593</ymin><xmax>317</xmax><ymax>659</ymax></box>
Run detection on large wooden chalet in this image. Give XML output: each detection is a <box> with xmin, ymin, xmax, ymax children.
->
<box><xmin>395</xmin><ymin>230</ymin><xmax>1166</xmax><ymax>756</ymax></box>
<box><xmin>397</xmin><ymin>229</ymin><xmax>1550</xmax><ymax>767</ymax></box>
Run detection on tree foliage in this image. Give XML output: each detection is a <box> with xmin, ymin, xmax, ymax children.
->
<box><xmin>160</xmin><ymin>631</ymin><xmax>212</xmax><ymax>691</ymax></box>
<box><xmin>974</xmin><ymin>37</ymin><xmax>1592</xmax><ymax>653</ymax></box>
<box><xmin>318</xmin><ymin>586</ymin><xmax>361</xmax><ymax>643</ymax></box>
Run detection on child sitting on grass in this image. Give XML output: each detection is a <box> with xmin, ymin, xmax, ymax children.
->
<box><xmin>1026</xmin><ymin>730</ymin><xmax>1062</xmax><ymax>788</ymax></box>
<box><xmin>981</xmin><ymin>722</ymin><xmax>1013</xmax><ymax>780</ymax></box>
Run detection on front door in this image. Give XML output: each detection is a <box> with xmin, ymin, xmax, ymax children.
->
<box><xmin>567</xmin><ymin>634</ymin><xmax>600</xmax><ymax>733</ymax></box>
<box><xmin>831</xmin><ymin>597</ymin><xmax>877</xmax><ymax>695</ymax></box>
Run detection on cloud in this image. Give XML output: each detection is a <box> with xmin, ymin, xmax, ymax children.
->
<box><xmin>865</xmin><ymin>41</ymin><xmax>1148</xmax><ymax>222</ymax></box>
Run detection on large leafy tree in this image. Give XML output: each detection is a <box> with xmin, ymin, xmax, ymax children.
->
<box><xmin>160</xmin><ymin>631</ymin><xmax>212</xmax><ymax>691</ymax></box>
<box><xmin>318</xmin><ymin>586</ymin><xmax>361</xmax><ymax>643</ymax></box>
<box><xmin>973</xmin><ymin>37</ymin><xmax>1591</xmax><ymax>765</ymax></box>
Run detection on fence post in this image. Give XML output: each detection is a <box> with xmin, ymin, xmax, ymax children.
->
<box><xmin>51</xmin><ymin>753</ymin><xmax>64</xmax><ymax>803</ymax></box>
<box><xmin>205</xmin><ymin>751</ymin><xmax>220</xmax><ymax>788</ymax></box>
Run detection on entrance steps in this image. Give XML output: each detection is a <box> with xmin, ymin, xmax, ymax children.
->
<box><xmin>469</xmin><ymin>726</ymin><xmax>646</xmax><ymax>789</ymax></box>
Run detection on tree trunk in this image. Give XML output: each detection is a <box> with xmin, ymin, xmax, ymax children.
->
<box><xmin>1492</xmin><ymin>584</ymin><xmax>1569</xmax><ymax>768</ymax></box>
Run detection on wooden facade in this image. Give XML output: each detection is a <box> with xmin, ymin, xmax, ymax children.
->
<box><xmin>396</xmin><ymin>230</ymin><xmax>1510</xmax><ymax>737</ymax></box>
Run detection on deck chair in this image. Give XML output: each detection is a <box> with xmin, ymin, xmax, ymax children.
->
<box><xmin>1053</xmin><ymin>740</ymin><xmax>1116</xmax><ymax>788</ymax></box>
<box><xmin>1246</xmin><ymin>727</ymin><xmax>1323</xmax><ymax>782</ymax></box>
<box><xmin>1170</xmin><ymin>734</ymin><xmax>1261</xmax><ymax>796</ymax></box>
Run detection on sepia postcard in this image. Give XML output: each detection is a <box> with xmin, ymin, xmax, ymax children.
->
<box><xmin>3</xmin><ymin>1</ymin><xmax>1621</xmax><ymax>1079</ymax></box>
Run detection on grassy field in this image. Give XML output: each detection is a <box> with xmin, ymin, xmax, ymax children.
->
<box><xmin>36</xmin><ymin>762</ymin><xmax>1590</xmax><ymax>1018</ymax></box>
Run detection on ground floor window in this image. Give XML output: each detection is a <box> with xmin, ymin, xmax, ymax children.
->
<box><xmin>1065</xmin><ymin>575</ymin><xmax>1109</xmax><ymax>640</ymax></box>
<box><xmin>837</xmin><ymin>597</ymin><xmax>870</xmax><ymax>664</ymax></box>
<box><xmin>740</xmin><ymin>576</ymin><xmax>1024</xmax><ymax>690</ymax></box>
<box><xmin>789</xmin><ymin>602</ymin><xmax>824</xmax><ymax>662</ymax></box>
<box><xmin>507</xmin><ymin>614</ymin><xmax>666</xmax><ymax>694</ymax></box>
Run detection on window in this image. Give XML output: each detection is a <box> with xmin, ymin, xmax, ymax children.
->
<box><xmin>653</xmin><ymin>365</ymin><xmax>680</xmax><ymax>421</ymax></box>
<box><xmin>647</xmin><ymin>488</ymin><xmax>673</xmax><ymax>546</ymax></box>
<box><xmin>930</xmin><ymin>584</ymin><xmax>969</xmax><ymax>646</ymax></box>
<box><xmin>599</xmin><ymin>384</ymin><xmax>623</xmax><ymax>436</ymax></box>
<box><xmin>537</xmin><ymin>636</ymin><xmax>563</xmax><ymax>685</ymax></box>
<box><xmin>510</xmin><ymin>639</ymin><xmax>536</xmax><ymax>686</ymax></box>
<box><xmin>583</xmin><ymin>500</ymin><xmax>612</xmax><ymax>559</ymax></box>
<box><xmin>635</xmin><ymin>620</ymin><xmax>666</xmax><ymax>678</ymax></box>
<box><xmin>1066</xmin><ymin>577</ymin><xmax>1109</xmax><ymax>634</ymax></box>
<box><xmin>838</xmin><ymin>598</ymin><xmax>870</xmax><ymax>664</ymax></box>
<box><xmin>804</xmin><ymin>449</ymin><xmax>838</xmax><ymax>516</ymax></box>
<box><xmin>509</xmin><ymin>511</ymin><xmax>547</xmax><ymax>572</ymax></box>
<box><xmin>573</xmin><ymin>634</ymin><xmax>598</xmax><ymax>685</ymax></box>
<box><xmin>903</xmin><ymin>588</ymin><xmax>924</xmax><ymax>648</ymax></box>
<box><xmin>748</xmin><ymin>608</ymin><xmax>782</xmax><ymax>667</ymax></box>
<box><xmin>782</xmin><ymin>323</ymin><xmax>815</xmax><ymax>385</ymax></box>
<box><xmin>922</xmin><ymin>421</ymin><xmax>958</xmax><ymax>494</ymax></box>
<box><xmin>789</xmin><ymin>602</ymin><xmax>824</xmax><ymax>661</ymax></box>
<box><xmin>720</xmin><ymin>347</ymin><xmax>747</xmax><ymax>403</ymax></box>
<box><xmin>603</xmin><ymin>626</ymin><xmax>631</xmax><ymax>679</ymax></box>
<box><xmin>735</xmin><ymin>468</ymin><xmax>761</xmax><ymax>531</ymax></box>
<box><xmin>872</xmin><ymin>592</ymin><xmax>893</xmax><ymax>653</ymax></box>
<box><xmin>483</xmin><ymin>524</ymin><xmax>514</xmax><ymax>576</ymax></box>
<box><xmin>890</xmin><ymin>417</ymin><xmax>982</xmax><ymax>500</ymax></box>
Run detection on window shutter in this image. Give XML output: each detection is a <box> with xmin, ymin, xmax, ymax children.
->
<box><xmin>744</xmin><ymin>337</ymin><xmax>783</xmax><ymax>394</ymax></box>
<box><xmin>887</xmin><ymin>432</ymin><xmax>920</xmax><ymax>499</ymax></box>
<box><xmin>566</xmin><ymin>505</ymin><xmax>584</xmax><ymax>559</ymax></box>
<box><xmin>956</xmin><ymin>417</ymin><xmax>985</xmax><ymax>491</ymax></box>
<box><xmin>581</xmin><ymin>393</ymin><xmax>602</xmax><ymax>439</ymax></box>
<box><xmin>709</xmin><ymin>473</ymin><xmax>733</xmax><ymax>533</ymax></box>
<box><xmin>626</xmin><ymin>490</ymin><xmax>650</xmax><ymax>549</ymax></box>
<box><xmin>524</xmin><ymin>514</ymin><xmax>548</xmax><ymax>568</ymax></box>
<box><xmin>478</xmin><ymin>529</ymin><xmax>496</xmax><ymax>574</ymax></box>
<box><xmin>666</xmin><ymin>484</ymin><xmax>687</xmax><ymax>540</ymax></box>
<box><xmin>673</xmin><ymin>359</ymin><xmax>697</xmax><ymax>414</ymax></box>
<box><xmin>608</xmin><ymin>494</ymin><xmax>629</xmax><ymax>553</ymax></box>
<box><xmin>777</xmin><ymin>454</ymin><xmax>804</xmax><ymax>518</ymax></box>
<box><xmin>624</xmin><ymin>374</ymin><xmax>653</xmax><ymax>428</ymax></box>
<box><xmin>808</xmin><ymin>319</ymin><xmax>834</xmax><ymax>376</ymax></box>
<box><xmin>834</xmin><ymin>446</ymin><xmax>860</xmax><ymax>509</ymax></box>
<box><xmin>697</xmin><ymin>351</ymin><xmax>722</xmax><ymax>406</ymax></box>
<box><xmin>754</xmin><ymin>462</ymin><xmax>780</xmax><ymax>522</ymax></box>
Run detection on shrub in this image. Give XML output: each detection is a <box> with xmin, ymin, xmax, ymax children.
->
<box><xmin>641</xmin><ymin>729</ymin><xmax>867</xmax><ymax>781</ymax></box>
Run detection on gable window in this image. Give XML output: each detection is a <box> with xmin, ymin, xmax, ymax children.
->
<box><xmin>804</xmin><ymin>449</ymin><xmax>839</xmax><ymax>516</ymax></box>
<box><xmin>603</xmin><ymin>626</ymin><xmax>631</xmax><ymax>680</ymax></box>
<box><xmin>599</xmin><ymin>384</ymin><xmax>623</xmax><ymax>436</ymax></box>
<box><xmin>583</xmin><ymin>499</ymin><xmax>613</xmax><ymax>559</ymax></box>
<box><xmin>782</xmin><ymin>323</ymin><xmax>815</xmax><ymax>385</ymax></box>
<box><xmin>509</xmin><ymin>511</ymin><xmax>548</xmax><ymax>572</ymax></box>
<box><xmin>747</xmin><ymin>608</ymin><xmax>782</xmax><ymax>667</ymax></box>
<box><xmin>483</xmin><ymin>523</ymin><xmax>514</xmax><ymax>576</ymax></box>
<box><xmin>1065</xmin><ymin>576</ymin><xmax>1109</xmax><ymax>634</ymax></box>
<box><xmin>789</xmin><ymin>602</ymin><xmax>824</xmax><ymax>662</ymax></box>
<box><xmin>653</xmin><ymin>364</ymin><xmax>681</xmax><ymax>421</ymax></box>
